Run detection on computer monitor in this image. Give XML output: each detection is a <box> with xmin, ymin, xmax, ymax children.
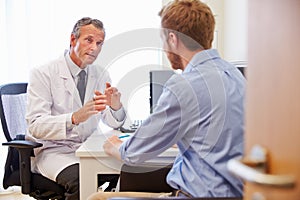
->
<box><xmin>149</xmin><ymin>70</ymin><xmax>175</xmax><ymax>113</ymax></box>
<box><xmin>230</xmin><ymin>61</ymin><xmax>247</xmax><ymax>78</ymax></box>
<box><xmin>237</xmin><ymin>67</ymin><xmax>246</xmax><ymax>77</ymax></box>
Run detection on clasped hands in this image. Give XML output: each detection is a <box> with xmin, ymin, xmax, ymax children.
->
<box><xmin>72</xmin><ymin>82</ymin><xmax>122</xmax><ymax>125</ymax></box>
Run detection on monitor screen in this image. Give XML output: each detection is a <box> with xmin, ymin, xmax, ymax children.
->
<box><xmin>237</xmin><ymin>67</ymin><xmax>246</xmax><ymax>77</ymax></box>
<box><xmin>149</xmin><ymin>70</ymin><xmax>175</xmax><ymax>113</ymax></box>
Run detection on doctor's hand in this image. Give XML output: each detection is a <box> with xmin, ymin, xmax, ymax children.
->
<box><xmin>71</xmin><ymin>94</ymin><xmax>107</xmax><ymax>125</ymax></box>
<box><xmin>104</xmin><ymin>82</ymin><xmax>122</xmax><ymax>111</ymax></box>
<box><xmin>103</xmin><ymin>135</ymin><xmax>122</xmax><ymax>160</ymax></box>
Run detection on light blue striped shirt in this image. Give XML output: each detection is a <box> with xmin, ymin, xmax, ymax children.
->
<box><xmin>120</xmin><ymin>49</ymin><xmax>245</xmax><ymax>197</ymax></box>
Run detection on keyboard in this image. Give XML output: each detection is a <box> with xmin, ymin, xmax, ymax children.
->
<box><xmin>119</xmin><ymin>119</ymin><xmax>143</xmax><ymax>133</ymax></box>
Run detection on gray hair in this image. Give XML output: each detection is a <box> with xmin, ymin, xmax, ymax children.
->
<box><xmin>71</xmin><ymin>17</ymin><xmax>105</xmax><ymax>39</ymax></box>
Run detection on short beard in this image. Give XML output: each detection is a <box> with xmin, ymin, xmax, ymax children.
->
<box><xmin>167</xmin><ymin>52</ymin><xmax>183</xmax><ymax>70</ymax></box>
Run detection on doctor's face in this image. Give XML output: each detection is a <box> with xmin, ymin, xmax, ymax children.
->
<box><xmin>70</xmin><ymin>24</ymin><xmax>105</xmax><ymax>68</ymax></box>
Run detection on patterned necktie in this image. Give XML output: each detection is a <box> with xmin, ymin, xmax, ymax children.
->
<box><xmin>77</xmin><ymin>70</ymin><xmax>86</xmax><ymax>105</ymax></box>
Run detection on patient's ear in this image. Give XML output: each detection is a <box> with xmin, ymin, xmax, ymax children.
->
<box><xmin>168</xmin><ymin>32</ymin><xmax>178</xmax><ymax>48</ymax></box>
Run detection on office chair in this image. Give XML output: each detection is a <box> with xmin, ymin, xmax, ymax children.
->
<box><xmin>119</xmin><ymin>163</ymin><xmax>173</xmax><ymax>193</ymax></box>
<box><xmin>0</xmin><ymin>83</ymin><xmax>65</xmax><ymax>200</ymax></box>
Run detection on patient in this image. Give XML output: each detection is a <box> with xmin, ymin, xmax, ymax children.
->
<box><xmin>89</xmin><ymin>0</ymin><xmax>245</xmax><ymax>199</ymax></box>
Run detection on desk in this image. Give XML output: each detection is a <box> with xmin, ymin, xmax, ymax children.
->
<box><xmin>75</xmin><ymin>129</ymin><xmax>178</xmax><ymax>200</ymax></box>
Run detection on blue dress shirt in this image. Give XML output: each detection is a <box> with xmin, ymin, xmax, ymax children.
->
<box><xmin>119</xmin><ymin>49</ymin><xmax>245</xmax><ymax>197</ymax></box>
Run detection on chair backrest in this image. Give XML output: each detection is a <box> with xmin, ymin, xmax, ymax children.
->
<box><xmin>1</xmin><ymin>82</ymin><xmax>66</xmax><ymax>199</ymax></box>
<box><xmin>0</xmin><ymin>83</ymin><xmax>28</xmax><ymax>142</ymax></box>
<box><xmin>119</xmin><ymin>164</ymin><xmax>173</xmax><ymax>193</ymax></box>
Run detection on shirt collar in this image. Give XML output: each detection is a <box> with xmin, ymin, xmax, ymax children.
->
<box><xmin>183</xmin><ymin>49</ymin><xmax>220</xmax><ymax>73</ymax></box>
<box><xmin>64</xmin><ymin>50</ymin><xmax>88</xmax><ymax>78</ymax></box>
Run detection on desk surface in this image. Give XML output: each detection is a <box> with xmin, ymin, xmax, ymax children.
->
<box><xmin>75</xmin><ymin>129</ymin><xmax>116</xmax><ymax>157</ymax></box>
<box><xmin>76</xmin><ymin>129</ymin><xmax>178</xmax><ymax>157</ymax></box>
<box><xmin>75</xmin><ymin>129</ymin><xmax>178</xmax><ymax>200</ymax></box>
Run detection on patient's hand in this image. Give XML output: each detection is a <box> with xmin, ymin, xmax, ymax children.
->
<box><xmin>103</xmin><ymin>135</ymin><xmax>122</xmax><ymax>160</ymax></box>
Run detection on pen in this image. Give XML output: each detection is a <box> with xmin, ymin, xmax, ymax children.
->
<box><xmin>119</xmin><ymin>134</ymin><xmax>130</xmax><ymax>139</ymax></box>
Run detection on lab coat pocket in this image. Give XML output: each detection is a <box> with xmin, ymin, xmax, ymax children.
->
<box><xmin>51</xmin><ymin>86</ymin><xmax>74</xmax><ymax>113</ymax></box>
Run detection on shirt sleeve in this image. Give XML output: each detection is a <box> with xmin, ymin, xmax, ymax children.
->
<box><xmin>119</xmin><ymin>80</ymin><xmax>183</xmax><ymax>164</ymax></box>
<box><xmin>101</xmin><ymin>106</ymin><xmax>126</xmax><ymax>129</ymax></box>
<box><xmin>66</xmin><ymin>113</ymin><xmax>76</xmax><ymax>131</ymax></box>
<box><xmin>109</xmin><ymin>106</ymin><xmax>126</xmax><ymax>122</ymax></box>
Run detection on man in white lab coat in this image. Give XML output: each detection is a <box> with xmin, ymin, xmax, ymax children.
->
<box><xmin>26</xmin><ymin>17</ymin><xmax>126</xmax><ymax>200</ymax></box>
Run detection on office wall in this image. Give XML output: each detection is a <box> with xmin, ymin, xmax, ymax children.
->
<box><xmin>203</xmin><ymin>0</ymin><xmax>225</xmax><ymax>56</ymax></box>
<box><xmin>224</xmin><ymin>0</ymin><xmax>248</xmax><ymax>64</ymax></box>
<box><xmin>207</xmin><ymin>0</ymin><xmax>248</xmax><ymax>63</ymax></box>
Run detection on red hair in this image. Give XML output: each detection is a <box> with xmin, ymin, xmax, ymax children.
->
<box><xmin>159</xmin><ymin>0</ymin><xmax>215</xmax><ymax>50</ymax></box>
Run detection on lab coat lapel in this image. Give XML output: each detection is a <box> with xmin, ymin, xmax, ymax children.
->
<box><xmin>85</xmin><ymin>66</ymin><xmax>97</xmax><ymax>102</ymax></box>
<box><xmin>59</xmin><ymin>61</ymin><xmax>82</xmax><ymax>108</ymax></box>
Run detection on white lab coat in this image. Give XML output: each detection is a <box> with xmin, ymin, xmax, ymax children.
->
<box><xmin>25</xmin><ymin>54</ymin><xmax>125</xmax><ymax>181</ymax></box>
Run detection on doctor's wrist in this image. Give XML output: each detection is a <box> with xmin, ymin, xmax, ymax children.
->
<box><xmin>110</xmin><ymin>103</ymin><xmax>122</xmax><ymax>111</ymax></box>
<box><xmin>71</xmin><ymin>113</ymin><xmax>79</xmax><ymax>125</ymax></box>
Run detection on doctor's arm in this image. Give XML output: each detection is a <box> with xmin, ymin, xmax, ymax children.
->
<box><xmin>100</xmin><ymin>83</ymin><xmax>126</xmax><ymax>128</ymax></box>
<box><xmin>26</xmin><ymin>68</ymin><xmax>107</xmax><ymax>140</ymax></box>
<box><xmin>71</xmin><ymin>94</ymin><xmax>107</xmax><ymax>125</ymax></box>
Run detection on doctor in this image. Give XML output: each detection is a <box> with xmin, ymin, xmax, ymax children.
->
<box><xmin>26</xmin><ymin>17</ymin><xmax>126</xmax><ymax>200</ymax></box>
